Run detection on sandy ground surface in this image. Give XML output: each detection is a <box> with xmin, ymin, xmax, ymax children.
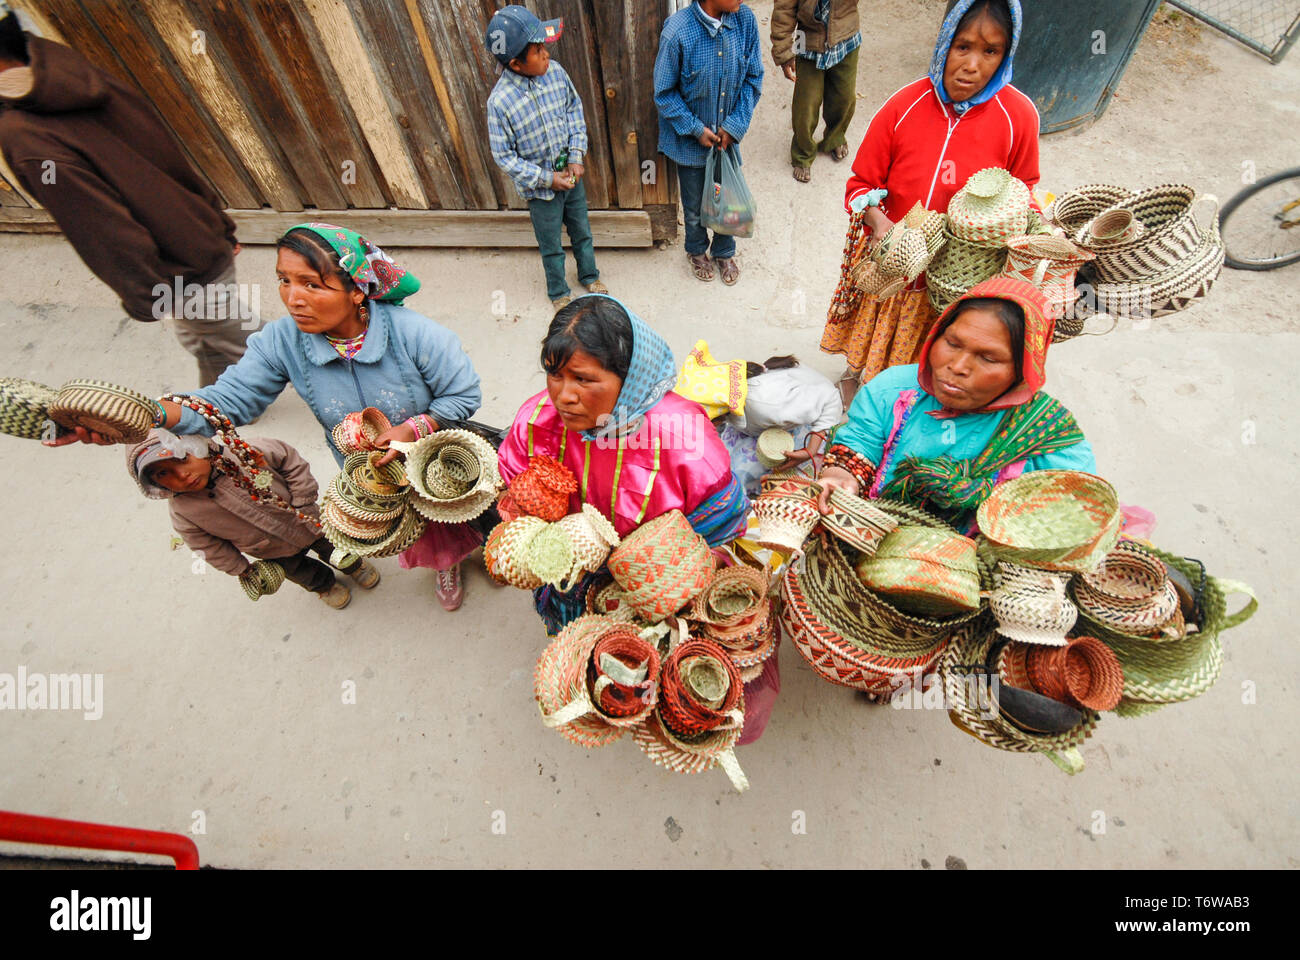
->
<box><xmin>1</xmin><ymin>2</ymin><xmax>1296</xmax><ymax>869</ymax></box>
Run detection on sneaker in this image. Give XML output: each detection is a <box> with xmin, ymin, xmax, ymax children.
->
<box><xmin>348</xmin><ymin>559</ymin><xmax>381</xmax><ymax>589</ymax></box>
<box><xmin>551</xmin><ymin>295</ymin><xmax>573</xmax><ymax>312</ymax></box>
<box><xmin>584</xmin><ymin>279</ymin><xmax>608</xmax><ymax>294</ymax></box>
<box><xmin>434</xmin><ymin>563</ymin><xmax>464</xmax><ymax>611</ymax></box>
<box><xmin>319</xmin><ymin>583</ymin><xmax>352</xmax><ymax>609</ymax></box>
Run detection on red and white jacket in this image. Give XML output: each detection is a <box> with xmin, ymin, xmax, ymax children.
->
<box><xmin>845</xmin><ymin>77</ymin><xmax>1041</xmax><ymax>220</ymax></box>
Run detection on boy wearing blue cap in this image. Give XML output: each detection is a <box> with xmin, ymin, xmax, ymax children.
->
<box><xmin>485</xmin><ymin>5</ymin><xmax>607</xmax><ymax>312</ymax></box>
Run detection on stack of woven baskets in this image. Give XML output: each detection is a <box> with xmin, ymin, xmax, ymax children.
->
<box><xmin>389</xmin><ymin>429</ymin><xmax>501</xmax><ymax>524</ymax></box>
<box><xmin>852</xmin><ymin>202</ymin><xmax>947</xmax><ymax>300</ymax></box>
<box><xmin>320</xmin><ymin>448</ymin><xmax>427</xmax><ymax>560</ymax></box>
<box><xmin>932</xmin><ymin>469</ymin><xmax>1256</xmax><ymax>773</ymax></box>
<box><xmin>1048</xmin><ymin>182</ymin><xmax>1225</xmax><ymax>327</ymax></box>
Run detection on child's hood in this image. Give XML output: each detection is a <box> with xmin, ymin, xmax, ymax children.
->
<box><xmin>125</xmin><ymin>428</ymin><xmax>215</xmax><ymax>500</ymax></box>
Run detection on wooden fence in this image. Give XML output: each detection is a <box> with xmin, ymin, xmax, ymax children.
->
<box><xmin>0</xmin><ymin>0</ymin><xmax>680</xmax><ymax>245</ymax></box>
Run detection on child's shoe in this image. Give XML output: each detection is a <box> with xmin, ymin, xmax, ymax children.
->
<box><xmin>584</xmin><ymin>280</ymin><xmax>608</xmax><ymax>294</ymax></box>
<box><xmin>349</xmin><ymin>560</ymin><xmax>381</xmax><ymax>589</ymax></box>
<box><xmin>319</xmin><ymin>583</ymin><xmax>352</xmax><ymax>609</ymax></box>
<box><xmin>552</xmin><ymin>294</ymin><xmax>573</xmax><ymax>312</ymax></box>
<box><xmin>434</xmin><ymin>563</ymin><xmax>464</xmax><ymax>611</ymax></box>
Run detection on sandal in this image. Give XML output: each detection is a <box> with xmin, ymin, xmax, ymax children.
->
<box><xmin>837</xmin><ymin>367</ymin><xmax>862</xmax><ymax>409</ymax></box>
<box><xmin>792</xmin><ymin>164</ymin><xmax>811</xmax><ymax>183</ymax></box>
<box><xmin>715</xmin><ymin>256</ymin><xmax>740</xmax><ymax>285</ymax></box>
<box><xmin>687</xmin><ymin>252</ymin><xmax>714</xmax><ymax>282</ymax></box>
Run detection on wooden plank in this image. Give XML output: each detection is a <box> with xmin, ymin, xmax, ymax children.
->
<box><xmin>631</xmin><ymin>0</ymin><xmax>675</xmax><ymax>205</ymax></box>
<box><xmin>6</xmin><ymin>0</ymin><xmax>66</xmax><ymax>43</ymax></box>
<box><xmin>228</xmin><ymin>208</ymin><xmax>654</xmax><ymax>246</ymax></box>
<box><xmin>136</xmin><ymin>0</ymin><xmax>303</xmax><ymax>209</ymax></box>
<box><xmin>190</xmin><ymin>0</ymin><xmax>347</xmax><ymax>209</ymax></box>
<box><xmin>302</xmin><ymin>0</ymin><xmax>429</xmax><ymax>208</ymax></box>
<box><xmin>75</xmin><ymin>0</ymin><xmax>264</xmax><ymax>209</ymax></box>
<box><xmin>0</xmin><ymin>169</ymin><xmax>33</xmax><ymax>208</ymax></box>
<box><xmin>410</xmin><ymin>0</ymin><xmax>503</xmax><ymax>208</ymax></box>
<box><xmin>540</xmin><ymin>0</ymin><xmax>614</xmax><ymax>208</ymax></box>
<box><xmin>349</xmin><ymin>0</ymin><xmax>467</xmax><ymax>209</ymax></box>
<box><xmin>590</xmin><ymin>1</ymin><xmax>650</xmax><ymax>209</ymax></box>
<box><xmin>246</xmin><ymin>0</ymin><xmax>391</xmax><ymax>207</ymax></box>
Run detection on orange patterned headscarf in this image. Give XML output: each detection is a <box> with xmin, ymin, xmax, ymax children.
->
<box><xmin>916</xmin><ymin>276</ymin><xmax>1054</xmax><ymax>414</ymax></box>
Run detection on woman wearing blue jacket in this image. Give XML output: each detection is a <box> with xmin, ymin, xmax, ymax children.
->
<box><xmin>53</xmin><ymin>224</ymin><xmax>484</xmax><ymax>610</ymax></box>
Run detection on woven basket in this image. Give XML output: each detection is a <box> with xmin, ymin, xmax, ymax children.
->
<box><xmin>1087</xmin><ymin>186</ymin><xmax>1218</xmax><ymax>282</ymax></box>
<box><xmin>510</xmin><ymin>454</ymin><xmax>578</xmax><ymax>522</ymax></box>
<box><xmin>752</xmin><ymin>475</ymin><xmax>823</xmax><ymax>553</ymax></box>
<box><xmin>632</xmin><ymin>711</ymin><xmax>749</xmax><ymax>792</ymax></box>
<box><xmin>989</xmin><ymin>561</ymin><xmax>1078</xmax><ymax>646</ymax></box>
<box><xmin>524</xmin><ymin>523</ymin><xmax>575</xmax><ymax>588</ymax></box>
<box><xmin>534</xmin><ymin>615</ymin><xmax>626</xmax><ymax>748</ymax></box>
<box><xmin>1072</xmin><ymin>541</ymin><xmax>1180</xmax><ymax>635</ymax></box>
<box><xmin>852</xmin><ymin>260</ymin><xmax>910</xmax><ymax>300</ymax></box>
<box><xmin>47</xmin><ymin>379</ymin><xmax>155</xmax><ymax>444</ymax></box>
<box><xmin>925</xmin><ymin>230</ymin><xmax>1009</xmax><ymax>312</ymax></box>
<box><xmin>1075</xmin><ymin>208</ymin><xmax>1143</xmax><ymax>247</ymax></box>
<box><xmin>389</xmin><ymin>432</ymin><xmax>501</xmax><ymax>523</ymax></box>
<box><xmin>239</xmin><ymin>559</ymin><xmax>286</xmax><ymax>601</ymax></box>
<box><xmin>321</xmin><ymin>499</ymin><xmax>400</xmax><ymax>542</ymax></box>
<box><xmin>483</xmin><ymin>516</ymin><xmax>547</xmax><ymax>589</ymax></box>
<box><xmin>608</xmin><ymin>510</ymin><xmax>714</xmax><ymax>622</ymax></box>
<box><xmin>1024</xmin><ymin>635</ymin><xmax>1124</xmax><ymax>710</ymax></box>
<box><xmin>1048</xmin><ymin>184</ymin><xmax>1133</xmax><ymax>234</ymax></box>
<box><xmin>587</xmin><ymin>624</ymin><xmax>661</xmax><ymax>724</ymax></box>
<box><xmin>658</xmin><ymin>638</ymin><xmax>744</xmax><ymax>736</ymax></box>
<box><xmin>946</xmin><ymin>168</ymin><xmax>1031</xmax><ymax>245</ymax></box>
<box><xmin>1073</xmin><ymin>218</ymin><xmax>1224</xmax><ymax>322</ymax></box>
<box><xmin>977</xmin><ymin>470</ymin><xmax>1120</xmax><ymax>572</ymax></box>
<box><xmin>1000</xmin><ymin>235</ymin><xmax>1095</xmax><ymax>321</ymax></box>
<box><xmin>556</xmin><ymin>504</ymin><xmax>621</xmax><ymax>586</ymax></box>
<box><xmin>756</xmin><ymin>428</ymin><xmax>796</xmax><ymax>469</ymax></box>
<box><xmin>331</xmin><ymin>407</ymin><xmax>392</xmax><ymax>455</ymax></box>
<box><xmin>690</xmin><ymin>562</ymin><xmax>769</xmax><ymax>627</ymax></box>
<box><xmin>940</xmin><ymin>622</ymin><xmax>1099</xmax><ymax>773</ymax></box>
<box><xmin>0</xmin><ymin>377</ymin><xmax>58</xmax><ymax>440</ymax></box>
<box><xmin>817</xmin><ymin>487</ymin><xmax>899</xmax><ymax>555</ymax></box>
<box><xmin>854</xmin><ymin>526</ymin><xmax>981</xmax><ymax>618</ymax></box>
<box><xmin>343</xmin><ymin>452</ymin><xmax>408</xmax><ymax>504</ymax></box>
<box><xmin>326</xmin><ymin>472</ymin><xmax>407</xmax><ymax>521</ymax></box>
<box><xmin>323</xmin><ymin>502</ymin><xmax>426</xmax><ymax>559</ymax></box>
<box><xmin>584</xmin><ymin>572</ymin><xmax>642</xmax><ymax>623</ymax></box>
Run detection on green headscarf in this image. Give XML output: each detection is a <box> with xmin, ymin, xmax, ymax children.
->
<box><xmin>290</xmin><ymin>222</ymin><xmax>421</xmax><ymax>304</ymax></box>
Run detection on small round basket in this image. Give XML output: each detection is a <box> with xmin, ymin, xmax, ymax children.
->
<box><xmin>608</xmin><ymin>510</ymin><xmax>714</xmax><ymax>622</ymax></box>
<box><xmin>389</xmin><ymin>431</ymin><xmax>502</xmax><ymax>524</ymax></box>
<box><xmin>945</xmin><ymin>167</ymin><xmax>1031</xmax><ymax>245</ymax></box>
<box><xmin>752</xmin><ymin>475</ymin><xmax>823</xmax><ymax>553</ymax></box>
<box><xmin>817</xmin><ymin>487</ymin><xmax>899</xmax><ymax>555</ymax></box>
<box><xmin>483</xmin><ymin>516</ymin><xmax>548</xmax><ymax>589</ymax></box>
<box><xmin>239</xmin><ymin>559</ymin><xmax>287</xmax><ymax>601</ymax></box>
<box><xmin>1024</xmin><ymin>635</ymin><xmax>1125</xmax><ymax>711</ymax></box>
<box><xmin>989</xmin><ymin>561</ymin><xmax>1078</xmax><ymax>646</ymax></box>
<box><xmin>587</xmin><ymin>623</ymin><xmax>661</xmax><ymax>725</ymax></box>
<box><xmin>854</xmin><ymin>526</ymin><xmax>981</xmax><ymax>618</ymax></box>
<box><xmin>47</xmin><ymin>379</ymin><xmax>155</xmax><ymax>444</ymax></box>
<box><xmin>976</xmin><ymin>470</ymin><xmax>1121</xmax><ymax>573</ymax></box>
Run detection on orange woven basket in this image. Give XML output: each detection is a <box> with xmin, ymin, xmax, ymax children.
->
<box><xmin>587</xmin><ymin>627</ymin><xmax>660</xmax><ymax>721</ymax></box>
<box><xmin>1026</xmin><ymin>635</ymin><xmax>1124</xmax><ymax>711</ymax></box>
<box><xmin>608</xmin><ymin>510</ymin><xmax>713</xmax><ymax>622</ymax></box>
<box><xmin>510</xmin><ymin>455</ymin><xmax>578</xmax><ymax>522</ymax></box>
<box><xmin>657</xmin><ymin>638</ymin><xmax>743</xmax><ymax>737</ymax></box>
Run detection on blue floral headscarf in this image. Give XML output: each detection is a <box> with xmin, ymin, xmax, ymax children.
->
<box><xmin>928</xmin><ymin>0</ymin><xmax>1022</xmax><ymax>115</ymax></box>
<box><xmin>575</xmin><ymin>294</ymin><xmax>677</xmax><ymax>443</ymax></box>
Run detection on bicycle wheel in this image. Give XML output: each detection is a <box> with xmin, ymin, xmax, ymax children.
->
<box><xmin>1219</xmin><ymin>167</ymin><xmax>1300</xmax><ymax>271</ymax></box>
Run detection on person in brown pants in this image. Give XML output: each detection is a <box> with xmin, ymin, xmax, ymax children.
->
<box><xmin>771</xmin><ymin>0</ymin><xmax>862</xmax><ymax>183</ymax></box>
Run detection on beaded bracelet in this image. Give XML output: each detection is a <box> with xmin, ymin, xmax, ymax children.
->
<box><xmin>404</xmin><ymin>416</ymin><xmax>426</xmax><ymax>439</ymax></box>
<box><xmin>420</xmin><ymin>414</ymin><xmax>438</xmax><ymax>435</ymax></box>
<box><xmin>162</xmin><ymin>393</ymin><xmax>322</xmax><ymax>529</ymax></box>
<box><xmin>820</xmin><ymin>443</ymin><xmax>876</xmax><ymax>493</ymax></box>
<box><xmin>149</xmin><ymin>398</ymin><xmax>167</xmax><ymax>428</ymax></box>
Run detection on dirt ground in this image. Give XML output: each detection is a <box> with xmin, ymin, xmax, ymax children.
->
<box><xmin>0</xmin><ymin>2</ymin><xmax>1295</xmax><ymax>869</ymax></box>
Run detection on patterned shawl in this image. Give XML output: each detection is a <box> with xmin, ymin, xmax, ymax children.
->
<box><xmin>291</xmin><ymin>222</ymin><xmax>421</xmax><ymax>304</ymax></box>
<box><xmin>579</xmin><ymin>294</ymin><xmax>678</xmax><ymax>443</ymax></box>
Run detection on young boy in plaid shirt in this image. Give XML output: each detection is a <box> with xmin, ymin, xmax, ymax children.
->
<box><xmin>485</xmin><ymin>5</ymin><xmax>607</xmax><ymax>312</ymax></box>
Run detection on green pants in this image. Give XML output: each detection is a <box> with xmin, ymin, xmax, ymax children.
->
<box><xmin>791</xmin><ymin>47</ymin><xmax>859</xmax><ymax>168</ymax></box>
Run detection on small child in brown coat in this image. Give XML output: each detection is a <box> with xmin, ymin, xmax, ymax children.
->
<box><xmin>126</xmin><ymin>428</ymin><xmax>378</xmax><ymax>608</ymax></box>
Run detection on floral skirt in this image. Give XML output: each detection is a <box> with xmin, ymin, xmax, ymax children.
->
<box><xmin>820</xmin><ymin>287</ymin><xmax>940</xmax><ymax>382</ymax></box>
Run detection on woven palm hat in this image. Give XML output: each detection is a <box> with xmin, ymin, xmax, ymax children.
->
<box><xmin>321</xmin><ymin>498</ymin><xmax>401</xmax><ymax>542</ymax></box>
<box><xmin>946</xmin><ymin>167</ymin><xmax>1032</xmax><ymax>246</ymax></box>
<box><xmin>484</xmin><ymin>516</ymin><xmax>547</xmax><ymax>589</ymax></box>
<box><xmin>817</xmin><ymin>487</ymin><xmax>899</xmax><ymax>555</ymax></box>
<box><xmin>509</xmin><ymin>454</ymin><xmax>578</xmax><ymax>522</ymax></box>
<box><xmin>47</xmin><ymin>378</ymin><xmax>155</xmax><ymax>444</ymax></box>
<box><xmin>323</xmin><ymin>502</ymin><xmax>427</xmax><ymax>559</ymax></box>
<box><xmin>1073</xmin><ymin>541</ymin><xmax>1180</xmax><ymax>634</ymax></box>
<box><xmin>854</xmin><ymin>526</ymin><xmax>981</xmax><ymax>618</ymax></box>
<box><xmin>608</xmin><ymin>510</ymin><xmax>714</xmax><ymax>622</ymax></box>
<box><xmin>632</xmin><ymin>710</ymin><xmax>749</xmax><ymax>792</ymax></box>
<box><xmin>976</xmin><ymin>470</ymin><xmax>1121</xmax><ymax>573</ymax></box>
<box><xmin>326</xmin><ymin>471</ymin><xmax>407</xmax><ymax>521</ymax></box>
<box><xmin>0</xmin><ymin>377</ymin><xmax>59</xmax><ymax>440</ymax></box>
<box><xmin>556</xmin><ymin>504</ymin><xmax>621</xmax><ymax>583</ymax></box>
<box><xmin>752</xmin><ymin>475</ymin><xmax>822</xmax><ymax>553</ymax></box>
<box><xmin>989</xmin><ymin>562</ymin><xmax>1078</xmax><ymax>646</ymax></box>
<box><xmin>534</xmin><ymin>615</ymin><xmax>626</xmax><ymax>748</ymax></box>
<box><xmin>388</xmin><ymin>431</ymin><xmax>501</xmax><ymax>523</ymax></box>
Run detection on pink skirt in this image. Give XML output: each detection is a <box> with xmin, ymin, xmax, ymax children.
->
<box><xmin>398</xmin><ymin>521</ymin><xmax>482</xmax><ymax>571</ymax></box>
<box><xmin>737</xmin><ymin>654</ymin><xmax>781</xmax><ymax>747</ymax></box>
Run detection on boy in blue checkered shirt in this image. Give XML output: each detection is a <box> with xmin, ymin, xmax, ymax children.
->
<box><xmin>485</xmin><ymin>5</ymin><xmax>607</xmax><ymax>312</ymax></box>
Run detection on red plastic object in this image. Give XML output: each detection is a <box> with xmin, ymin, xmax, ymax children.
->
<box><xmin>0</xmin><ymin>810</ymin><xmax>200</xmax><ymax>869</ymax></box>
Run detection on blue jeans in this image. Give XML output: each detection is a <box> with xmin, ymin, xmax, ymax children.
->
<box><xmin>527</xmin><ymin>179</ymin><xmax>599</xmax><ymax>300</ymax></box>
<box><xmin>677</xmin><ymin>162</ymin><xmax>737</xmax><ymax>260</ymax></box>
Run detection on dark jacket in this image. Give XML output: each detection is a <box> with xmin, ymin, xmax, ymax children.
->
<box><xmin>0</xmin><ymin>35</ymin><xmax>237</xmax><ymax>322</ymax></box>
<box><xmin>771</xmin><ymin>0</ymin><xmax>861</xmax><ymax>65</ymax></box>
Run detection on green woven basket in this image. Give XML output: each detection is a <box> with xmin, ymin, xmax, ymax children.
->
<box><xmin>854</xmin><ymin>526</ymin><xmax>981</xmax><ymax>617</ymax></box>
<box><xmin>976</xmin><ymin>470</ymin><xmax>1120</xmax><ymax>572</ymax></box>
<box><xmin>0</xmin><ymin>377</ymin><xmax>58</xmax><ymax>440</ymax></box>
<box><xmin>924</xmin><ymin>229</ymin><xmax>1008</xmax><ymax>309</ymax></box>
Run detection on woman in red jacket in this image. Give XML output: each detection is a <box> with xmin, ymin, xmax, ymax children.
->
<box><xmin>821</xmin><ymin>0</ymin><xmax>1038</xmax><ymax>404</ymax></box>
